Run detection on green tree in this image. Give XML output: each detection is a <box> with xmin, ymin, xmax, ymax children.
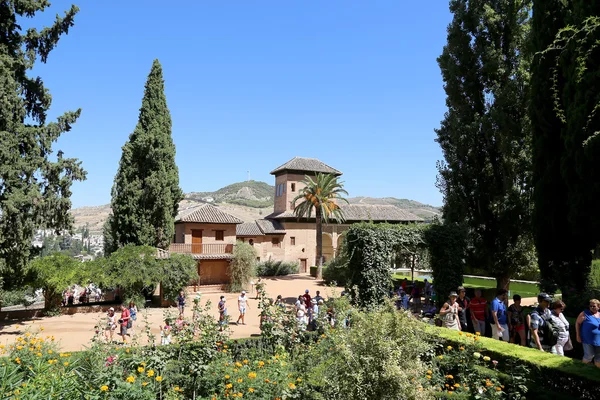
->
<box><xmin>105</xmin><ymin>59</ymin><xmax>182</xmax><ymax>254</ymax></box>
<box><xmin>28</xmin><ymin>254</ymin><xmax>86</xmax><ymax>309</ymax></box>
<box><xmin>0</xmin><ymin>2</ymin><xmax>86</xmax><ymax>288</ymax></box>
<box><xmin>228</xmin><ymin>241</ymin><xmax>257</xmax><ymax>292</ymax></box>
<box><xmin>531</xmin><ymin>1</ymin><xmax>600</xmax><ymax>296</ymax></box>
<box><xmin>291</xmin><ymin>173</ymin><xmax>348</xmax><ymax>279</ymax></box>
<box><xmin>159</xmin><ymin>253</ymin><xmax>198</xmax><ymax>302</ymax></box>
<box><xmin>435</xmin><ymin>0</ymin><xmax>533</xmax><ymax>290</ymax></box>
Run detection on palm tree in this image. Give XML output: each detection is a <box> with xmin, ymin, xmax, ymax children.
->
<box><xmin>292</xmin><ymin>173</ymin><xmax>348</xmax><ymax>278</ymax></box>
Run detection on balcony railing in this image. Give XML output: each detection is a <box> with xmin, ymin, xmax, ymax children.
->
<box><xmin>169</xmin><ymin>243</ymin><xmax>234</xmax><ymax>255</ymax></box>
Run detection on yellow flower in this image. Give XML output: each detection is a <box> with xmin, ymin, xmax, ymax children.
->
<box><xmin>243</xmin><ymin>359</ymin><xmax>249</xmax><ymax>364</ymax></box>
<box><xmin>237</xmin><ymin>393</ymin><xmax>243</xmax><ymax>397</ymax></box>
<box><xmin>147</xmin><ymin>370</ymin><xmax>155</xmax><ymax>377</ymax></box>
<box><xmin>496</xmin><ymin>387</ymin><xmax>502</xmax><ymax>391</ymax></box>
<box><xmin>483</xmin><ymin>356</ymin><xmax>491</xmax><ymax>362</ymax></box>
<box><xmin>63</xmin><ymin>362</ymin><xmax>69</xmax><ymax>367</ymax></box>
<box><xmin>17</xmin><ymin>346</ymin><xmax>23</xmax><ymax>350</ymax></box>
<box><xmin>233</xmin><ymin>368</ymin><xmax>239</xmax><ymax>372</ymax></box>
<box><xmin>445</xmin><ymin>375</ymin><xmax>454</xmax><ymax>379</ymax></box>
<box><xmin>248</xmin><ymin>372</ymin><xmax>257</xmax><ymax>379</ymax></box>
<box><xmin>126</xmin><ymin>349</ymin><xmax>130</xmax><ymax>353</ymax></box>
<box><xmin>223</xmin><ymin>349</ymin><xmax>227</xmax><ymax>353</ymax></box>
<box><xmin>258</xmin><ymin>361</ymin><xmax>265</xmax><ymax>367</ymax></box>
<box><xmin>235</xmin><ymin>362</ymin><xmax>242</xmax><ymax>367</ymax></box>
<box><xmin>126</xmin><ymin>376</ymin><xmax>135</xmax><ymax>383</ymax></box>
<box><xmin>288</xmin><ymin>383</ymin><xmax>296</xmax><ymax>390</ymax></box>
<box><xmin>40</xmin><ymin>327</ymin><xmax>45</xmax><ymax>331</ymax></box>
<box><xmin>454</xmin><ymin>383</ymin><xmax>460</xmax><ymax>388</ymax></box>
<box><xmin>156</xmin><ymin>376</ymin><xmax>163</xmax><ymax>382</ymax></box>
<box><xmin>174</xmin><ymin>386</ymin><xmax>180</xmax><ymax>392</ymax></box>
<box><xmin>223</xmin><ymin>345</ymin><xmax>228</xmax><ymax>349</ymax></box>
<box><xmin>225</xmin><ymin>375</ymin><xmax>230</xmax><ymax>379</ymax></box>
<box><xmin>142</xmin><ymin>382</ymin><xmax>148</xmax><ymax>386</ymax></box>
<box><xmin>15</xmin><ymin>325</ymin><xmax>19</xmax><ymax>329</ymax></box>
<box><xmin>140</xmin><ymin>362</ymin><xmax>146</xmax><ymax>366</ymax></box>
<box><xmin>25</xmin><ymin>333</ymin><xmax>31</xmax><ymax>338</ymax></box>
<box><xmin>296</xmin><ymin>378</ymin><xmax>302</xmax><ymax>382</ymax></box>
<box><xmin>459</xmin><ymin>346</ymin><xmax>465</xmax><ymax>351</ymax></box>
<box><xmin>237</xmin><ymin>378</ymin><xmax>243</xmax><ymax>383</ymax></box>
<box><xmin>476</xmin><ymin>332</ymin><xmax>481</xmax><ymax>336</ymax></box>
<box><xmin>226</xmin><ymin>383</ymin><xmax>233</xmax><ymax>389</ymax></box>
<box><xmin>100</xmin><ymin>385</ymin><xmax>109</xmax><ymax>391</ymax></box>
<box><xmin>438</xmin><ymin>355</ymin><xmax>444</xmax><ymax>360</ymax></box>
<box><xmin>48</xmin><ymin>350</ymin><xmax>53</xmax><ymax>354</ymax></box>
<box><xmin>248</xmin><ymin>388</ymin><xmax>255</xmax><ymax>393</ymax></box>
<box><xmin>458</xmin><ymin>331</ymin><xmax>463</xmax><ymax>335</ymax></box>
<box><xmin>427</xmin><ymin>370</ymin><xmax>432</xmax><ymax>375</ymax></box>
<box><xmin>447</xmin><ymin>346</ymin><xmax>452</xmax><ymax>350</ymax></box>
<box><xmin>138</xmin><ymin>367</ymin><xmax>145</xmax><ymax>373</ymax></box>
<box><xmin>427</xmin><ymin>375</ymin><xmax>432</xmax><ymax>379</ymax></box>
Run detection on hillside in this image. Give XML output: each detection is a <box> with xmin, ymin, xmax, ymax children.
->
<box><xmin>71</xmin><ymin>181</ymin><xmax>441</xmax><ymax>232</ymax></box>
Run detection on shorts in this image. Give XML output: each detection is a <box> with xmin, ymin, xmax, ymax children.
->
<box><xmin>120</xmin><ymin>325</ymin><xmax>128</xmax><ymax>336</ymax></box>
<box><xmin>513</xmin><ymin>324</ymin><xmax>525</xmax><ymax>332</ymax></box>
<box><xmin>583</xmin><ymin>343</ymin><xmax>600</xmax><ymax>363</ymax></box>
<box><xmin>239</xmin><ymin>307</ymin><xmax>246</xmax><ymax>315</ymax></box>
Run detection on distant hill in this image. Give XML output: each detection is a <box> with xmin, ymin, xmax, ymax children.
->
<box><xmin>186</xmin><ymin>180</ymin><xmax>274</xmax><ymax>208</ymax></box>
<box><xmin>71</xmin><ymin>181</ymin><xmax>441</xmax><ymax>232</ymax></box>
<box><xmin>347</xmin><ymin>197</ymin><xmax>441</xmax><ymax>221</ymax></box>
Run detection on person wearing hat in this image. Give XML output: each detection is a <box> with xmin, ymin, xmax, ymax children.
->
<box><xmin>236</xmin><ymin>290</ymin><xmax>249</xmax><ymax>325</ymax></box>
<box><xmin>104</xmin><ymin>307</ymin><xmax>117</xmax><ymax>342</ymax></box>
<box><xmin>456</xmin><ymin>286</ymin><xmax>470</xmax><ymax>332</ymax></box>
<box><xmin>527</xmin><ymin>293</ymin><xmax>553</xmax><ymax>351</ymax></box>
<box><xmin>302</xmin><ymin>289</ymin><xmax>312</xmax><ymax>308</ymax></box>
<box><xmin>440</xmin><ymin>292</ymin><xmax>461</xmax><ymax>331</ymax></box>
<box><xmin>218</xmin><ymin>296</ymin><xmax>227</xmax><ymax>331</ymax></box>
<box><xmin>490</xmin><ymin>289</ymin><xmax>509</xmax><ymax>341</ymax></box>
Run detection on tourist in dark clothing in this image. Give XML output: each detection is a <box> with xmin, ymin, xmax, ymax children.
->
<box><xmin>456</xmin><ymin>286</ymin><xmax>470</xmax><ymax>332</ymax></box>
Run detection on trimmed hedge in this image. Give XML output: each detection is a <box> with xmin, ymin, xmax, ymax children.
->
<box><xmin>430</xmin><ymin>326</ymin><xmax>600</xmax><ymax>399</ymax></box>
<box><xmin>255</xmin><ymin>260</ymin><xmax>299</xmax><ymax>276</ymax></box>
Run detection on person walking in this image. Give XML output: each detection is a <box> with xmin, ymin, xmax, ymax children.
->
<box><xmin>549</xmin><ymin>300</ymin><xmax>570</xmax><ymax>356</ymax></box>
<box><xmin>236</xmin><ymin>291</ymin><xmax>249</xmax><ymax>325</ymax></box>
<box><xmin>218</xmin><ymin>296</ymin><xmax>227</xmax><ymax>331</ymax></box>
<box><xmin>302</xmin><ymin>290</ymin><xmax>312</xmax><ymax>308</ymax></box>
<box><xmin>104</xmin><ymin>307</ymin><xmax>117</xmax><ymax>343</ymax></box>
<box><xmin>177</xmin><ymin>290</ymin><xmax>186</xmax><ymax>315</ymax></box>
<box><xmin>128</xmin><ymin>300</ymin><xmax>138</xmax><ymax>335</ymax></box>
<box><xmin>440</xmin><ymin>292</ymin><xmax>461</xmax><ymax>331</ymax></box>
<box><xmin>508</xmin><ymin>294</ymin><xmax>526</xmax><ymax>346</ymax></box>
<box><xmin>456</xmin><ymin>286</ymin><xmax>470</xmax><ymax>332</ymax></box>
<box><xmin>313</xmin><ymin>290</ymin><xmax>324</xmax><ymax>304</ymax></box>
<box><xmin>528</xmin><ymin>293</ymin><xmax>553</xmax><ymax>351</ymax></box>
<box><xmin>470</xmin><ymin>288</ymin><xmax>488</xmax><ymax>336</ymax></box>
<box><xmin>118</xmin><ymin>304</ymin><xmax>130</xmax><ymax>344</ymax></box>
<box><xmin>576</xmin><ymin>298</ymin><xmax>600</xmax><ymax>367</ymax></box>
<box><xmin>491</xmin><ymin>289</ymin><xmax>509</xmax><ymax>341</ymax></box>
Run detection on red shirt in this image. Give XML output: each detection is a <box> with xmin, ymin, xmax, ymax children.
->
<box><xmin>470</xmin><ymin>297</ymin><xmax>487</xmax><ymax>320</ymax></box>
<box><xmin>120</xmin><ymin>308</ymin><xmax>130</xmax><ymax>326</ymax></box>
<box><xmin>302</xmin><ymin>294</ymin><xmax>311</xmax><ymax>308</ymax></box>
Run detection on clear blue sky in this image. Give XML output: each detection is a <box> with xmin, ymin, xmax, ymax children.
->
<box><xmin>31</xmin><ymin>1</ymin><xmax>452</xmax><ymax>209</ymax></box>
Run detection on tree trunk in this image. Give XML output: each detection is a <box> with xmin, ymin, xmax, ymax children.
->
<box><xmin>495</xmin><ymin>274</ymin><xmax>511</xmax><ymax>293</ymax></box>
<box><xmin>316</xmin><ymin>211</ymin><xmax>323</xmax><ymax>279</ymax></box>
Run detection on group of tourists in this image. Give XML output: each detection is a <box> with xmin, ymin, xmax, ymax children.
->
<box><xmin>103</xmin><ymin>301</ymin><xmax>137</xmax><ymax>344</ymax></box>
<box><xmin>439</xmin><ymin>286</ymin><xmax>600</xmax><ymax>366</ymax></box>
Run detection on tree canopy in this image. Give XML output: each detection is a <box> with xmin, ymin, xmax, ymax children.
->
<box><xmin>0</xmin><ymin>1</ymin><xmax>86</xmax><ymax>288</ymax></box>
<box><xmin>105</xmin><ymin>59</ymin><xmax>182</xmax><ymax>254</ymax></box>
<box><xmin>435</xmin><ymin>0</ymin><xmax>533</xmax><ymax>290</ymax></box>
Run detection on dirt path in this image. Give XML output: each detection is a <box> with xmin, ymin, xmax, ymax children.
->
<box><xmin>0</xmin><ymin>275</ymin><xmax>339</xmax><ymax>352</ymax></box>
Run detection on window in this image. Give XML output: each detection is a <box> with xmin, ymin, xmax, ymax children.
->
<box><xmin>215</xmin><ymin>230</ymin><xmax>224</xmax><ymax>241</ymax></box>
<box><xmin>291</xmin><ymin>183</ymin><xmax>296</xmax><ymax>192</ymax></box>
<box><xmin>272</xmin><ymin>238</ymin><xmax>281</xmax><ymax>248</ymax></box>
<box><xmin>290</xmin><ymin>237</ymin><xmax>296</xmax><ymax>246</ymax></box>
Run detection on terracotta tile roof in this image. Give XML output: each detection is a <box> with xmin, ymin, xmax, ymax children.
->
<box><xmin>256</xmin><ymin>219</ymin><xmax>286</xmax><ymax>234</ymax></box>
<box><xmin>266</xmin><ymin>204</ymin><xmax>423</xmax><ymax>223</ymax></box>
<box><xmin>236</xmin><ymin>222</ymin><xmax>264</xmax><ymax>236</ymax></box>
<box><xmin>270</xmin><ymin>157</ymin><xmax>342</xmax><ymax>176</ymax></box>
<box><xmin>192</xmin><ymin>254</ymin><xmax>234</xmax><ymax>260</ymax></box>
<box><xmin>175</xmin><ymin>204</ymin><xmax>243</xmax><ymax>224</ymax></box>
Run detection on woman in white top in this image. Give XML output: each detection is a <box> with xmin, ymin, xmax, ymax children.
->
<box><xmin>297</xmin><ymin>304</ymin><xmax>307</xmax><ymax>330</ymax></box>
<box><xmin>104</xmin><ymin>307</ymin><xmax>117</xmax><ymax>342</ymax></box>
<box><xmin>440</xmin><ymin>292</ymin><xmax>461</xmax><ymax>331</ymax></box>
<box><xmin>550</xmin><ymin>300</ymin><xmax>571</xmax><ymax>356</ymax></box>
<box><xmin>236</xmin><ymin>291</ymin><xmax>249</xmax><ymax>325</ymax></box>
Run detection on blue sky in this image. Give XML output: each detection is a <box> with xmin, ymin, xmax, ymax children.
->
<box><xmin>30</xmin><ymin>1</ymin><xmax>452</xmax><ymax>208</ymax></box>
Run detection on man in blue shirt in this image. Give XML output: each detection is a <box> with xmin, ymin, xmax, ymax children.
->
<box><xmin>491</xmin><ymin>289</ymin><xmax>509</xmax><ymax>341</ymax></box>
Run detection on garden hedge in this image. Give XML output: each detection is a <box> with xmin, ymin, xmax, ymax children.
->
<box><xmin>430</xmin><ymin>326</ymin><xmax>600</xmax><ymax>400</ymax></box>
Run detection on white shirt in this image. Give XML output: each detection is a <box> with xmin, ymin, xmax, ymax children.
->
<box><xmin>238</xmin><ymin>295</ymin><xmax>247</xmax><ymax>308</ymax></box>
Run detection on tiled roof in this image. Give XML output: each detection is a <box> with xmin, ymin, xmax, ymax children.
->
<box><xmin>193</xmin><ymin>254</ymin><xmax>234</xmax><ymax>260</ymax></box>
<box><xmin>270</xmin><ymin>157</ymin><xmax>342</xmax><ymax>176</ymax></box>
<box><xmin>176</xmin><ymin>204</ymin><xmax>243</xmax><ymax>224</ymax></box>
<box><xmin>256</xmin><ymin>219</ymin><xmax>286</xmax><ymax>234</ymax></box>
<box><xmin>236</xmin><ymin>222</ymin><xmax>264</xmax><ymax>236</ymax></box>
<box><xmin>266</xmin><ymin>204</ymin><xmax>423</xmax><ymax>222</ymax></box>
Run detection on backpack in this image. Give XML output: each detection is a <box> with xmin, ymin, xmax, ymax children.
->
<box><xmin>530</xmin><ymin>310</ymin><xmax>559</xmax><ymax>346</ymax></box>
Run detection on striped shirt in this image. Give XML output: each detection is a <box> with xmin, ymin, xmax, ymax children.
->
<box><xmin>470</xmin><ymin>297</ymin><xmax>487</xmax><ymax>321</ymax></box>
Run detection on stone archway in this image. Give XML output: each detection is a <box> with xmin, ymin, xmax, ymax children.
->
<box><xmin>321</xmin><ymin>233</ymin><xmax>334</xmax><ymax>264</ymax></box>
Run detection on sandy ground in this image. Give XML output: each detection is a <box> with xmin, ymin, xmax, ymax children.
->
<box><xmin>0</xmin><ymin>275</ymin><xmax>340</xmax><ymax>352</ymax></box>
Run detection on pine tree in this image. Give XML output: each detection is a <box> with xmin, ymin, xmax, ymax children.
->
<box><xmin>106</xmin><ymin>60</ymin><xmax>182</xmax><ymax>254</ymax></box>
<box><xmin>0</xmin><ymin>2</ymin><xmax>86</xmax><ymax>288</ymax></box>
<box><xmin>435</xmin><ymin>0</ymin><xmax>533</xmax><ymax>290</ymax></box>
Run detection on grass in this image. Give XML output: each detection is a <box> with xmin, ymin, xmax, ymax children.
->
<box><xmin>392</xmin><ymin>274</ymin><xmax>540</xmax><ymax>298</ymax></box>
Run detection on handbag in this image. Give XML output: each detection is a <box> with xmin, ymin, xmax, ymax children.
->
<box><xmin>126</xmin><ymin>319</ymin><xmax>133</xmax><ymax>329</ymax></box>
<box><xmin>564</xmin><ymin>336</ymin><xmax>573</xmax><ymax>351</ymax></box>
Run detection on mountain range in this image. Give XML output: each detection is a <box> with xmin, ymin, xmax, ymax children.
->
<box><xmin>71</xmin><ymin>180</ymin><xmax>441</xmax><ymax>233</ymax></box>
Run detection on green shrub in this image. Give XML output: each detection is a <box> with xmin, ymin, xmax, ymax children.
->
<box><xmin>228</xmin><ymin>241</ymin><xmax>257</xmax><ymax>292</ymax></box>
<box><xmin>588</xmin><ymin>259</ymin><xmax>600</xmax><ymax>288</ymax></box>
<box><xmin>0</xmin><ymin>286</ymin><xmax>35</xmax><ymax>309</ymax></box>
<box><xmin>255</xmin><ymin>260</ymin><xmax>299</xmax><ymax>276</ymax></box>
<box><xmin>323</xmin><ymin>245</ymin><xmax>349</xmax><ymax>286</ymax></box>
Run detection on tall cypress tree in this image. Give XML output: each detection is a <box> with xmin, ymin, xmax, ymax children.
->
<box><xmin>435</xmin><ymin>0</ymin><xmax>533</xmax><ymax>290</ymax></box>
<box><xmin>106</xmin><ymin>60</ymin><xmax>182</xmax><ymax>254</ymax></box>
<box><xmin>0</xmin><ymin>2</ymin><xmax>86</xmax><ymax>288</ymax></box>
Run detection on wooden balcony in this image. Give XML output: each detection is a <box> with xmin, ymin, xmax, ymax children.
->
<box><xmin>169</xmin><ymin>243</ymin><xmax>234</xmax><ymax>255</ymax></box>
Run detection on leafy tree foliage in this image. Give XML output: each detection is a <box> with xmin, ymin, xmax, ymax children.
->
<box><xmin>159</xmin><ymin>253</ymin><xmax>198</xmax><ymax>302</ymax></box>
<box><xmin>436</xmin><ymin>0</ymin><xmax>533</xmax><ymax>290</ymax></box>
<box><xmin>105</xmin><ymin>60</ymin><xmax>182</xmax><ymax>254</ymax></box>
<box><xmin>423</xmin><ymin>223</ymin><xmax>467</xmax><ymax>308</ymax></box>
<box><xmin>228</xmin><ymin>241</ymin><xmax>256</xmax><ymax>292</ymax></box>
<box><xmin>345</xmin><ymin>223</ymin><xmax>427</xmax><ymax>307</ymax></box>
<box><xmin>291</xmin><ymin>173</ymin><xmax>348</xmax><ymax>278</ymax></box>
<box><xmin>0</xmin><ymin>2</ymin><xmax>86</xmax><ymax>288</ymax></box>
<box><xmin>531</xmin><ymin>2</ymin><xmax>600</xmax><ymax>297</ymax></box>
<box><xmin>28</xmin><ymin>253</ymin><xmax>84</xmax><ymax>309</ymax></box>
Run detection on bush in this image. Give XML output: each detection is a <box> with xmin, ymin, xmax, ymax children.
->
<box><xmin>255</xmin><ymin>260</ymin><xmax>299</xmax><ymax>276</ymax></box>
<box><xmin>0</xmin><ymin>286</ymin><xmax>35</xmax><ymax>309</ymax></box>
<box><xmin>228</xmin><ymin>241</ymin><xmax>257</xmax><ymax>292</ymax></box>
<box><xmin>322</xmin><ymin>245</ymin><xmax>349</xmax><ymax>286</ymax></box>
